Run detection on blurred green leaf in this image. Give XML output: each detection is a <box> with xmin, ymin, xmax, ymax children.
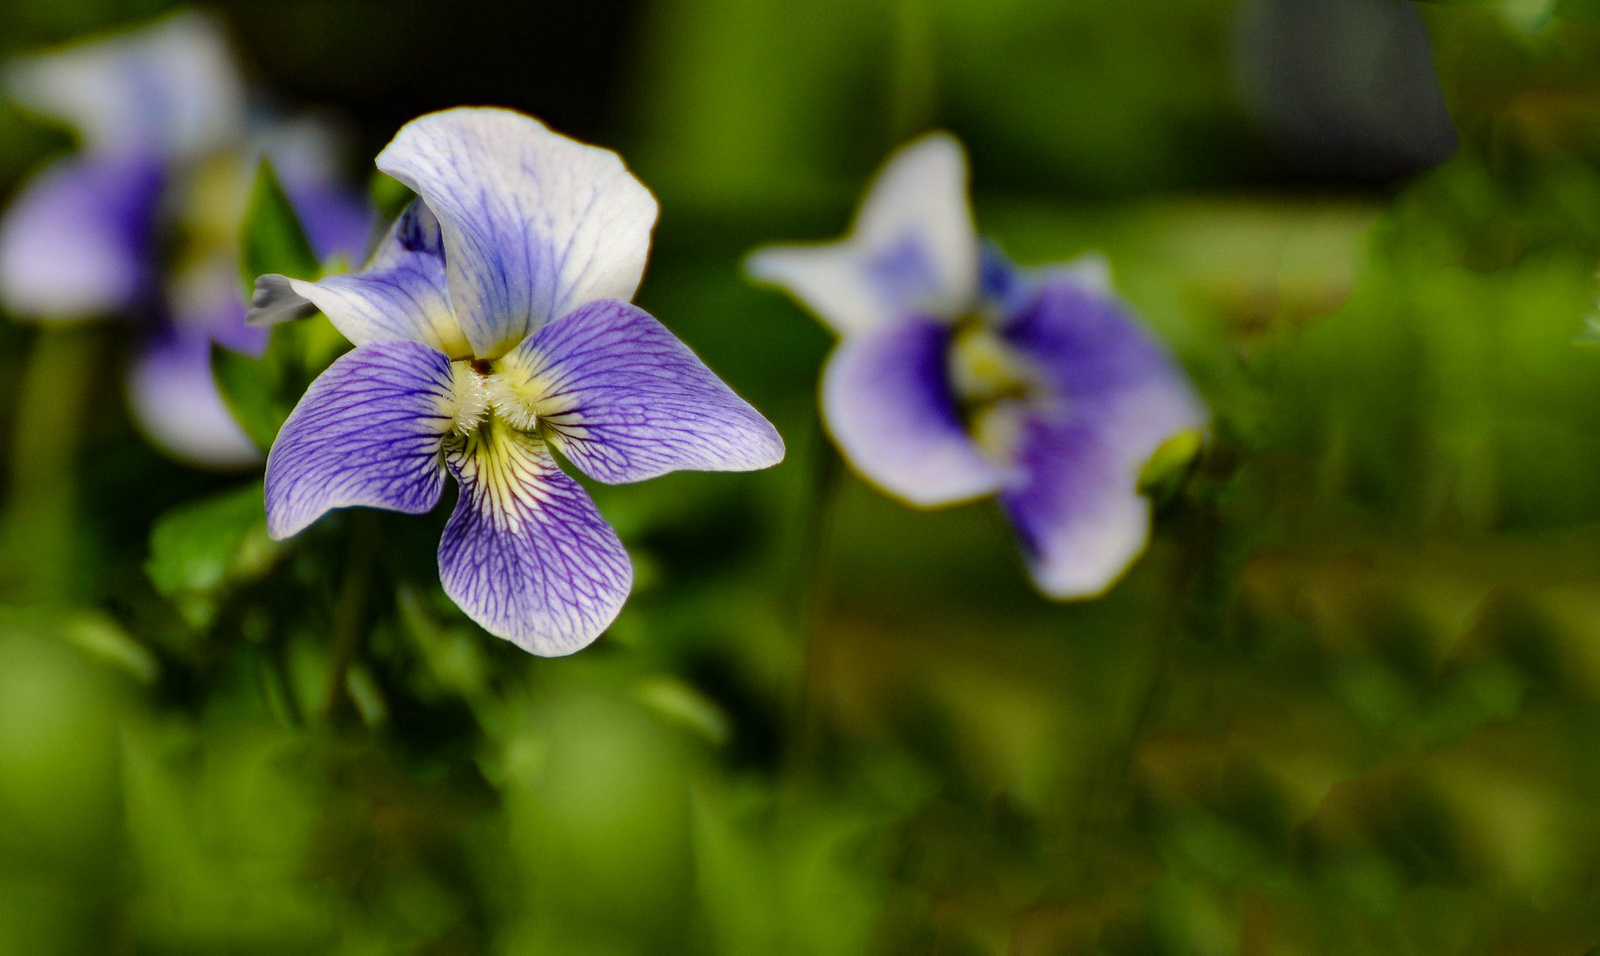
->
<box><xmin>212</xmin><ymin>314</ymin><xmax>347</xmax><ymax>452</ymax></box>
<box><xmin>1138</xmin><ymin>427</ymin><xmax>1206</xmax><ymax>504</ymax></box>
<box><xmin>216</xmin><ymin>160</ymin><xmax>350</xmax><ymax>449</ymax></box>
<box><xmin>145</xmin><ymin>482</ymin><xmax>282</xmax><ymax>629</ymax></box>
<box><xmin>238</xmin><ymin>160</ymin><xmax>319</xmax><ymax>291</ymax></box>
<box><xmin>369</xmin><ymin>171</ymin><xmax>414</xmax><ymax>226</ymax></box>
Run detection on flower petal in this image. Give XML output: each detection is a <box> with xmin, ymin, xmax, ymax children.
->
<box><xmin>265</xmin><ymin>341</ymin><xmax>458</xmax><ymax>539</ymax></box>
<box><xmin>0</xmin><ymin>154</ymin><xmax>164</xmax><ymax>318</ymax></box>
<box><xmin>496</xmin><ymin>299</ymin><xmax>785</xmax><ymax>484</ymax></box>
<box><xmin>170</xmin><ymin>253</ymin><xmax>266</xmax><ymax>355</ymax></box>
<box><xmin>6</xmin><ymin>12</ymin><xmax>244</xmax><ymax>161</ymax></box>
<box><xmin>822</xmin><ymin>315</ymin><xmax>1007</xmax><ymax>507</ymax></box>
<box><xmin>747</xmin><ymin>132</ymin><xmax>979</xmax><ymax>334</ymax></box>
<box><xmin>439</xmin><ymin>422</ymin><xmax>632</xmax><ymax>656</ymax></box>
<box><xmin>376</xmin><ymin>108</ymin><xmax>658</xmax><ymax>358</ymax></box>
<box><xmin>126</xmin><ymin>325</ymin><xmax>261</xmax><ymax>469</ymax></box>
<box><xmin>996</xmin><ymin>276</ymin><xmax>1207</xmax><ymax>598</ymax></box>
<box><xmin>250</xmin><ymin>201</ymin><xmax>469</xmax><ymax>356</ymax></box>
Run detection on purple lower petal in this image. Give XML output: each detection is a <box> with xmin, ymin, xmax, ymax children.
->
<box><xmin>126</xmin><ymin>325</ymin><xmax>261</xmax><ymax>469</ymax></box>
<box><xmin>264</xmin><ymin>341</ymin><xmax>456</xmax><ymax>539</ymax></box>
<box><xmin>506</xmin><ymin>299</ymin><xmax>784</xmax><ymax>484</ymax></box>
<box><xmin>0</xmin><ymin>153</ymin><xmax>164</xmax><ymax>318</ymax></box>
<box><xmin>997</xmin><ymin>277</ymin><xmax>1206</xmax><ymax>597</ymax></box>
<box><xmin>439</xmin><ymin>423</ymin><xmax>632</xmax><ymax>656</ymax></box>
<box><xmin>822</xmin><ymin>316</ymin><xmax>1007</xmax><ymax>507</ymax></box>
<box><xmin>997</xmin><ymin>411</ymin><xmax>1159</xmax><ymax>598</ymax></box>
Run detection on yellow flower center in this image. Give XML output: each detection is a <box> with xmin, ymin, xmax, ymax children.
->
<box><xmin>441</xmin><ymin>350</ymin><xmax>563</xmax><ymax>439</ymax></box>
<box><xmin>946</xmin><ymin>316</ymin><xmax>1038</xmax><ymax>461</ymax></box>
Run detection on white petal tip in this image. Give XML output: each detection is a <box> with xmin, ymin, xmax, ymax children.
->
<box><xmin>247</xmin><ymin>274</ymin><xmax>316</xmax><ymax>326</ymax></box>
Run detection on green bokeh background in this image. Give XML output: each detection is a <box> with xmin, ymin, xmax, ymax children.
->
<box><xmin>4</xmin><ymin>0</ymin><xmax>1600</xmax><ymax>952</ymax></box>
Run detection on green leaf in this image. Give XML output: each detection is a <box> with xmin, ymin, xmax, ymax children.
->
<box><xmin>215</xmin><ymin>160</ymin><xmax>351</xmax><ymax>449</ymax></box>
<box><xmin>1138</xmin><ymin>427</ymin><xmax>1205</xmax><ymax>504</ymax></box>
<box><xmin>239</xmin><ymin>159</ymin><xmax>320</xmax><ymax>291</ymax></box>
<box><xmin>145</xmin><ymin>481</ymin><xmax>283</xmax><ymax>628</ymax></box>
<box><xmin>369</xmin><ymin>171</ymin><xmax>414</xmax><ymax>225</ymax></box>
<box><xmin>213</xmin><ymin>315</ymin><xmax>348</xmax><ymax>451</ymax></box>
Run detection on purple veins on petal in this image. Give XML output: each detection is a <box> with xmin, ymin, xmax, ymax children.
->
<box><xmin>265</xmin><ymin>340</ymin><xmax>458</xmax><ymax>539</ymax></box>
<box><xmin>822</xmin><ymin>315</ymin><xmax>1008</xmax><ymax>507</ymax></box>
<box><xmin>250</xmin><ymin>199</ymin><xmax>466</xmax><ymax>356</ymax></box>
<box><xmin>438</xmin><ymin>422</ymin><xmax>632</xmax><ymax>656</ymax></box>
<box><xmin>503</xmin><ymin>298</ymin><xmax>785</xmax><ymax>484</ymax></box>
<box><xmin>375</xmin><ymin>108</ymin><xmax>658</xmax><ymax>358</ymax></box>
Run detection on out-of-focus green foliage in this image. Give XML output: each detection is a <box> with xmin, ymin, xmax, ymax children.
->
<box><xmin>214</xmin><ymin>160</ymin><xmax>351</xmax><ymax>451</ymax></box>
<box><xmin>145</xmin><ymin>480</ymin><xmax>279</xmax><ymax>628</ymax></box>
<box><xmin>6</xmin><ymin>0</ymin><xmax>1600</xmax><ymax>953</ymax></box>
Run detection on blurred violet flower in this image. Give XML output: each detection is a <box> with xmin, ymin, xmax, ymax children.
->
<box><xmin>0</xmin><ymin>13</ymin><xmax>371</xmax><ymax>468</ymax></box>
<box><xmin>250</xmin><ymin>107</ymin><xmax>784</xmax><ymax>655</ymax></box>
<box><xmin>748</xmin><ymin>134</ymin><xmax>1206</xmax><ymax>598</ymax></box>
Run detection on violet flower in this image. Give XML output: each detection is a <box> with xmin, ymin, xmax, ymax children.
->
<box><xmin>748</xmin><ymin>133</ymin><xmax>1206</xmax><ymax>597</ymax></box>
<box><xmin>250</xmin><ymin>107</ymin><xmax>785</xmax><ymax>655</ymax></box>
<box><xmin>0</xmin><ymin>13</ymin><xmax>370</xmax><ymax>467</ymax></box>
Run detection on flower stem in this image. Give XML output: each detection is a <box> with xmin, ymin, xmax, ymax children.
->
<box><xmin>2</xmin><ymin>326</ymin><xmax>101</xmax><ymax>603</ymax></box>
<box><xmin>1070</xmin><ymin>486</ymin><xmax>1223</xmax><ymax>864</ymax></box>
<box><xmin>321</xmin><ymin>510</ymin><xmax>377</xmax><ymax>723</ymax></box>
<box><xmin>888</xmin><ymin>0</ymin><xmax>937</xmax><ymax>141</ymax></box>
<box><xmin>789</xmin><ymin>416</ymin><xmax>845</xmax><ymax>770</ymax></box>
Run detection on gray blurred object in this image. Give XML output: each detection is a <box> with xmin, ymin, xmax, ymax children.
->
<box><xmin>1233</xmin><ymin>0</ymin><xmax>1458</xmax><ymax>181</ymax></box>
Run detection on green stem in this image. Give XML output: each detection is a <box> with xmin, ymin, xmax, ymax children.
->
<box><xmin>888</xmin><ymin>0</ymin><xmax>937</xmax><ymax>141</ymax></box>
<box><xmin>1070</xmin><ymin>486</ymin><xmax>1223</xmax><ymax>867</ymax></box>
<box><xmin>321</xmin><ymin>511</ymin><xmax>377</xmax><ymax>723</ymax></box>
<box><xmin>789</xmin><ymin>416</ymin><xmax>845</xmax><ymax>771</ymax></box>
<box><xmin>3</xmin><ymin>326</ymin><xmax>100</xmax><ymax>603</ymax></box>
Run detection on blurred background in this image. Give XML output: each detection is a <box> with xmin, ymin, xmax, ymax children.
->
<box><xmin>4</xmin><ymin>0</ymin><xmax>1600</xmax><ymax>952</ymax></box>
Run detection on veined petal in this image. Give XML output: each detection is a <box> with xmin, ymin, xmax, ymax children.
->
<box><xmin>6</xmin><ymin>12</ymin><xmax>244</xmax><ymax>161</ymax></box>
<box><xmin>376</xmin><ymin>108</ymin><xmax>658</xmax><ymax>358</ymax></box>
<box><xmin>265</xmin><ymin>341</ymin><xmax>459</xmax><ymax>539</ymax></box>
<box><xmin>126</xmin><ymin>325</ymin><xmax>261</xmax><ymax>469</ymax></box>
<box><xmin>494</xmin><ymin>299</ymin><xmax>784</xmax><ymax>484</ymax></box>
<box><xmin>250</xmin><ymin>201</ymin><xmax>469</xmax><ymax>356</ymax></box>
<box><xmin>822</xmin><ymin>316</ymin><xmax>1007</xmax><ymax>507</ymax></box>
<box><xmin>997</xmin><ymin>276</ymin><xmax>1207</xmax><ymax>598</ymax></box>
<box><xmin>747</xmin><ymin>132</ymin><xmax>979</xmax><ymax>334</ymax></box>
<box><xmin>439</xmin><ymin>422</ymin><xmax>632</xmax><ymax>656</ymax></box>
<box><xmin>0</xmin><ymin>154</ymin><xmax>163</xmax><ymax>318</ymax></box>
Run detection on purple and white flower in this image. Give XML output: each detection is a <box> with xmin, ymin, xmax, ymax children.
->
<box><xmin>0</xmin><ymin>13</ymin><xmax>370</xmax><ymax>468</ymax></box>
<box><xmin>747</xmin><ymin>133</ymin><xmax>1206</xmax><ymax>598</ymax></box>
<box><xmin>251</xmin><ymin>108</ymin><xmax>785</xmax><ymax>655</ymax></box>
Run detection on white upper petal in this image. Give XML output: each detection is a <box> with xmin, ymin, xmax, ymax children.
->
<box><xmin>5</xmin><ymin>12</ymin><xmax>244</xmax><ymax>160</ymax></box>
<box><xmin>375</xmin><ymin>108</ymin><xmax>659</xmax><ymax>358</ymax></box>
<box><xmin>747</xmin><ymin>132</ymin><xmax>980</xmax><ymax>335</ymax></box>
